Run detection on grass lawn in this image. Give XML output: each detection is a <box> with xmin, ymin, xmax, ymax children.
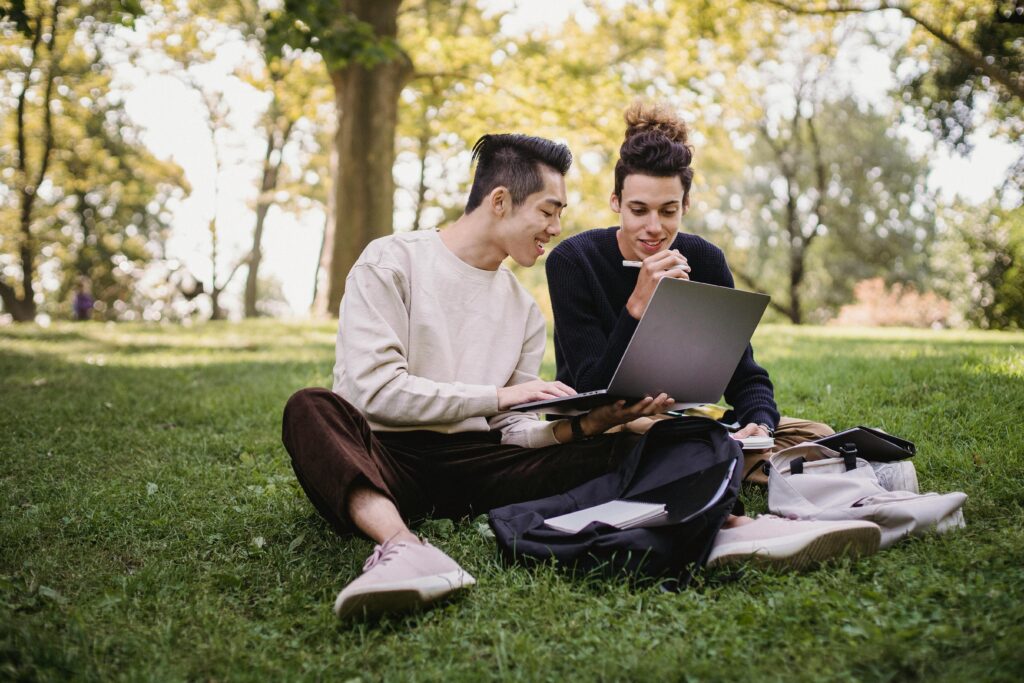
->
<box><xmin>2</xmin><ymin>320</ymin><xmax>1023</xmax><ymax>682</ymax></box>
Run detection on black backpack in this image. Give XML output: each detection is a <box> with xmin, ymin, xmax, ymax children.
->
<box><xmin>489</xmin><ymin>417</ymin><xmax>742</xmax><ymax>589</ymax></box>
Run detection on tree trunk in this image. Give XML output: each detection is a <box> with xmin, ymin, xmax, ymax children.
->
<box><xmin>244</xmin><ymin>119</ymin><xmax>291</xmax><ymax>318</ymax></box>
<box><xmin>209</xmin><ymin>216</ymin><xmax>224</xmax><ymax>321</ymax></box>
<box><xmin>311</xmin><ymin>207</ymin><xmax>331</xmax><ymax>316</ymax></box>
<box><xmin>311</xmin><ymin>139</ymin><xmax>337</xmax><ymax>317</ymax></box>
<box><xmin>788</xmin><ymin>247</ymin><xmax>804</xmax><ymax>325</ymax></box>
<box><xmin>0</xmin><ymin>282</ymin><xmax>35</xmax><ymax>321</ymax></box>
<box><xmin>784</xmin><ymin>165</ymin><xmax>804</xmax><ymax>325</ymax></box>
<box><xmin>411</xmin><ymin>100</ymin><xmax>432</xmax><ymax>231</ymax></box>
<box><xmin>323</xmin><ymin>0</ymin><xmax>411</xmax><ymax>318</ymax></box>
<box><xmin>3</xmin><ymin>2</ymin><xmax>61</xmax><ymax>322</ymax></box>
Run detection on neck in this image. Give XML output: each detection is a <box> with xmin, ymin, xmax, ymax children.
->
<box><xmin>439</xmin><ymin>211</ymin><xmax>507</xmax><ymax>271</ymax></box>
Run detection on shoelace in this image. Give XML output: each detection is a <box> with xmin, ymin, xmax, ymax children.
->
<box><xmin>362</xmin><ymin>541</ymin><xmax>406</xmax><ymax>573</ymax></box>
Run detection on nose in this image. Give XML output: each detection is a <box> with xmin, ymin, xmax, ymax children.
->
<box><xmin>548</xmin><ymin>214</ymin><xmax>562</xmax><ymax>236</ymax></box>
<box><xmin>646</xmin><ymin>212</ymin><xmax>661</xmax><ymax>231</ymax></box>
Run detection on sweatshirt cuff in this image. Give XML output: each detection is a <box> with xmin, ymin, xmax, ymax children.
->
<box><xmin>458</xmin><ymin>383</ymin><xmax>501</xmax><ymax>417</ymax></box>
<box><xmin>499</xmin><ymin>419</ymin><xmax>559</xmax><ymax>449</ymax></box>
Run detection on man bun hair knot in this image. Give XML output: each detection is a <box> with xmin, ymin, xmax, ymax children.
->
<box><xmin>614</xmin><ymin>101</ymin><xmax>695</xmax><ymax>207</ymax></box>
<box><xmin>623</xmin><ymin>100</ymin><xmax>691</xmax><ymax>146</ymax></box>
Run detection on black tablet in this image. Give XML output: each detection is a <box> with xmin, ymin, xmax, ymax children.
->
<box><xmin>812</xmin><ymin>426</ymin><xmax>915</xmax><ymax>462</ymax></box>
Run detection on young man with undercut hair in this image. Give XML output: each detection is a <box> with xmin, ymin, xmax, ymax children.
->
<box><xmin>282</xmin><ymin>134</ymin><xmax>673</xmax><ymax>619</ymax></box>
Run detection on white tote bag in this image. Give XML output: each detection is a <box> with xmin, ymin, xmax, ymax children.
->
<box><xmin>767</xmin><ymin>443</ymin><xmax>966</xmax><ymax>549</ymax></box>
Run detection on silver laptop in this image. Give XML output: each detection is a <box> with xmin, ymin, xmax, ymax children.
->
<box><xmin>512</xmin><ymin>278</ymin><xmax>770</xmax><ymax>415</ymax></box>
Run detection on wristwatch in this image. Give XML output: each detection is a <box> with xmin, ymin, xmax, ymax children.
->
<box><xmin>758</xmin><ymin>423</ymin><xmax>775</xmax><ymax>438</ymax></box>
<box><xmin>570</xmin><ymin>414</ymin><xmax>591</xmax><ymax>440</ymax></box>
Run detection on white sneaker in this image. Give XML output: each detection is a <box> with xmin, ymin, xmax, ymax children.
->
<box><xmin>707</xmin><ymin>515</ymin><xmax>881</xmax><ymax>571</ymax></box>
<box><xmin>870</xmin><ymin>460</ymin><xmax>919</xmax><ymax>493</ymax></box>
<box><xmin>334</xmin><ymin>538</ymin><xmax>476</xmax><ymax>619</ymax></box>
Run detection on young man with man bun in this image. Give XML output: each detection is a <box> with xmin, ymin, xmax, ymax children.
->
<box><xmin>545</xmin><ymin>102</ymin><xmax>877</xmax><ymax>566</ymax></box>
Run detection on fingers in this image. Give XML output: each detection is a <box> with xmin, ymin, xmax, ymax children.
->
<box><xmin>528</xmin><ymin>380</ymin><xmax>576</xmax><ymax>399</ymax></box>
<box><xmin>732</xmin><ymin>423</ymin><xmax>759</xmax><ymax>439</ymax></box>
<box><xmin>498</xmin><ymin>380</ymin><xmax>578</xmax><ymax>409</ymax></box>
<box><xmin>643</xmin><ymin>250</ymin><xmax>690</xmax><ymax>281</ymax></box>
<box><xmin>530</xmin><ymin>384</ymin><xmax>573</xmax><ymax>401</ymax></box>
<box><xmin>650</xmin><ymin>393</ymin><xmax>675</xmax><ymax>412</ymax></box>
<box><xmin>611</xmin><ymin>394</ymin><xmax>672</xmax><ymax>420</ymax></box>
<box><xmin>550</xmin><ymin>381</ymin><xmax>577</xmax><ymax>396</ymax></box>
<box><xmin>636</xmin><ymin>393</ymin><xmax>673</xmax><ymax>416</ymax></box>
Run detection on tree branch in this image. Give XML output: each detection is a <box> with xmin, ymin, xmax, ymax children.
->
<box><xmin>803</xmin><ymin>111</ymin><xmax>827</xmax><ymax>249</ymax></box>
<box><xmin>216</xmin><ymin>256</ymin><xmax>248</xmax><ymax>294</ymax></box>
<box><xmin>765</xmin><ymin>0</ymin><xmax>1024</xmax><ymax>100</ymax></box>
<box><xmin>32</xmin><ymin>0</ymin><xmax>62</xmax><ymax>196</ymax></box>
<box><xmin>733</xmin><ymin>267</ymin><xmax>795</xmax><ymax>319</ymax></box>
<box><xmin>15</xmin><ymin>11</ymin><xmax>44</xmax><ymax>187</ymax></box>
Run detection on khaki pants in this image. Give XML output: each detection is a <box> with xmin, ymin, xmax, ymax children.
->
<box><xmin>742</xmin><ymin>416</ymin><xmax>834</xmax><ymax>485</ymax></box>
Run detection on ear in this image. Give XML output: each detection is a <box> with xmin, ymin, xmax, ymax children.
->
<box><xmin>489</xmin><ymin>186</ymin><xmax>510</xmax><ymax>217</ymax></box>
<box><xmin>609</xmin><ymin>192</ymin><xmax>621</xmax><ymax>214</ymax></box>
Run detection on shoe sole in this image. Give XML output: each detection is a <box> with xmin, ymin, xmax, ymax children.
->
<box><xmin>707</xmin><ymin>524</ymin><xmax>881</xmax><ymax>571</ymax></box>
<box><xmin>334</xmin><ymin>570</ymin><xmax>476</xmax><ymax>619</ymax></box>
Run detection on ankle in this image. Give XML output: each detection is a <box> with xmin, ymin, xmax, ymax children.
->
<box><xmin>723</xmin><ymin>515</ymin><xmax>755</xmax><ymax>528</ymax></box>
<box><xmin>388</xmin><ymin>530</ymin><xmax>420</xmax><ymax>545</ymax></box>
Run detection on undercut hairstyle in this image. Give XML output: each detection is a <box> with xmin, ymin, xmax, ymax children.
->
<box><xmin>613</xmin><ymin>101</ymin><xmax>695</xmax><ymax>208</ymax></box>
<box><xmin>465</xmin><ymin>134</ymin><xmax>573</xmax><ymax>214</ymax></box>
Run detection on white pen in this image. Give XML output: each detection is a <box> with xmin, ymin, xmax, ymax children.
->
<box><xmin>622</xmin><ymin>260</ymin><xmax>642</xmax><ymax>268</ymax></box>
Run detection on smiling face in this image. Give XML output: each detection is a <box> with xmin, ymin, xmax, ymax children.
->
<box><xmin>612</xmin><ymin>173</ymin><xmax>685</xmax><ymax>261</ymax></box>
<box><xmin>497</xmin><ymin>165</ymin><xmax>567</xmax><ymax>267</ymax></box>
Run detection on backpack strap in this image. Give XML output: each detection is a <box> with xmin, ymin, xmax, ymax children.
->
<box><xmin>838</xmin><ymin>444</ymin><xmax>859</xmax><ymax>471</ymax></box>
<box><xmin>787</xmin><ymin>449</ymin><xmax>857</xmax><ymax>475</ymax></box>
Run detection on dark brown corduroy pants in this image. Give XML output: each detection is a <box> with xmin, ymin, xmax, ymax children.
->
<box><xmin>281</xmin><ymin>388</ymin><xmax>641</xmax><ymax>536</ymax></box>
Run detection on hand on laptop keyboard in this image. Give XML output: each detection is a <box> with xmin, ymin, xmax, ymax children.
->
<box><xmin>497</xmin><ymin>379</ymin><xmax>577</xmax><ymax>410</ymax></box>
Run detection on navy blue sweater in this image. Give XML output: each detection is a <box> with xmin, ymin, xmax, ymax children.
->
<box><xmin>545</xmin><ymin>226</ymin><xmax>779</xmax><ymax>429</ymax></box>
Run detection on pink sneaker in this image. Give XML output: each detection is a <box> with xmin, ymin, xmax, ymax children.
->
<box><xmin>333</xmin><ymin>538</ymin><xmax>476</xmax><ymax>619</ymax></box>
<box><xmin>707</xmin><ymin>515</ymin><xmax>881</xmax><ymax>571</ymax></box>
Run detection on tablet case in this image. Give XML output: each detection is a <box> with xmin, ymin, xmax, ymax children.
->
<box><xmin>812</xmin><ymin>426</ymin><xmax>915</xmax><ymax>462</ymax></box>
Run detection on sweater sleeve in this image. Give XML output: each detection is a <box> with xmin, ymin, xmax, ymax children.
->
<box><xmin>335</xmin><ymin>262</ymin><xmax>499</xmax><ymax>426</ymax></box>
<box><xmin>547</xmin><ymin>247</ymin><xmax>639</xmax><ymax>392</ymax></box>
<box><xmin>489</xmin><ymin>304</ymin><xmax>560</xmax><ymax>449</ymax></box>
<box><xmin>705</xmin><ymin>248</ymin><xmax>781</xmax><ymax>428</ymax></box>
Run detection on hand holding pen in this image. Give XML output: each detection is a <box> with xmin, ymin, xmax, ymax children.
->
<box><xmin>623</xmin><ymin>250</ymin><xmax>691</xmax><ymax>319</ymax></box>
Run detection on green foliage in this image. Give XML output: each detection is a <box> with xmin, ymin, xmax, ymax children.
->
<box><xmin>932</xmin><ymin>204</ymin><xmax>1024</xmax><ymax>329</ymax></box>
<box><xmin>395</xmin><ymin>0</ymin><xmax>772</xmax><ymax>237</ymax></box>
<box><xmin>767</xmin><ymin>1</ymin><xmax>1024</xmax><ymax>190</ymax></box>
<box><xmin>264</xmin><ymin>0</ymin><xmax>403</xmax><ymax>71</ymax></box>
<box><xmin>899</xmin><ymin>0</ymin><xmax>1024</xmax><ymax>153</ymax></box>
<box><xmin>698</xmin><ymin>92</ymin><xmax>934</xmax><ymax>323</ymax></box>
<box><xmin>1</xmin><ymin>0</ymin><xmax>144</xmax><ymax>37</ymax></box>
<box><xmin>2</xmin><ymin>321</ymin><xmax>1023</xmax><ymax>680</ymax></box>
<box><xmin>0</xmin><ymin>0</ymin><xmax>187</xmax><ymax>320</ymax></box>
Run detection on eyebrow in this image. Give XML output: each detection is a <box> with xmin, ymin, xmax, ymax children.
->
<box><xmin>542</xmin><ymin>197</ymin><xmax>567</xmax><ymax>209</ymax></box>
<box><xmin>627</xmin><ymin>199</ymin><xmax>680</xmax><ymax>207</ymax></box>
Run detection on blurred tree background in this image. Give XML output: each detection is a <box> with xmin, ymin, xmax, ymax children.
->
<box><xmin>1</xmin><ymin>0</ymin><xmax>1021</xmax><ymax>328</ymax></box>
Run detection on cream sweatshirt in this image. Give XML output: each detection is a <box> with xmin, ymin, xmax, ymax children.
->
<box><xmin>333</xmin><ymin>229</ymin><xmax>559</xmax><ymax>448</ymax></box>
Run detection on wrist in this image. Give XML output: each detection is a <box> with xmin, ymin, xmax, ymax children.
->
<box><xmin>625</xmin><ymin>294</ymin><xmax>645</xmax><ymax>320</ymax></box>
<box><xmin>570</xmin><ymin>414</ymin><xmax>593</xmax><ymax>440</ymax></box>
<box><xmin>757</xmin><ymin>422</ymin><xmax>775</xmax><ymax>438</ymax></box>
